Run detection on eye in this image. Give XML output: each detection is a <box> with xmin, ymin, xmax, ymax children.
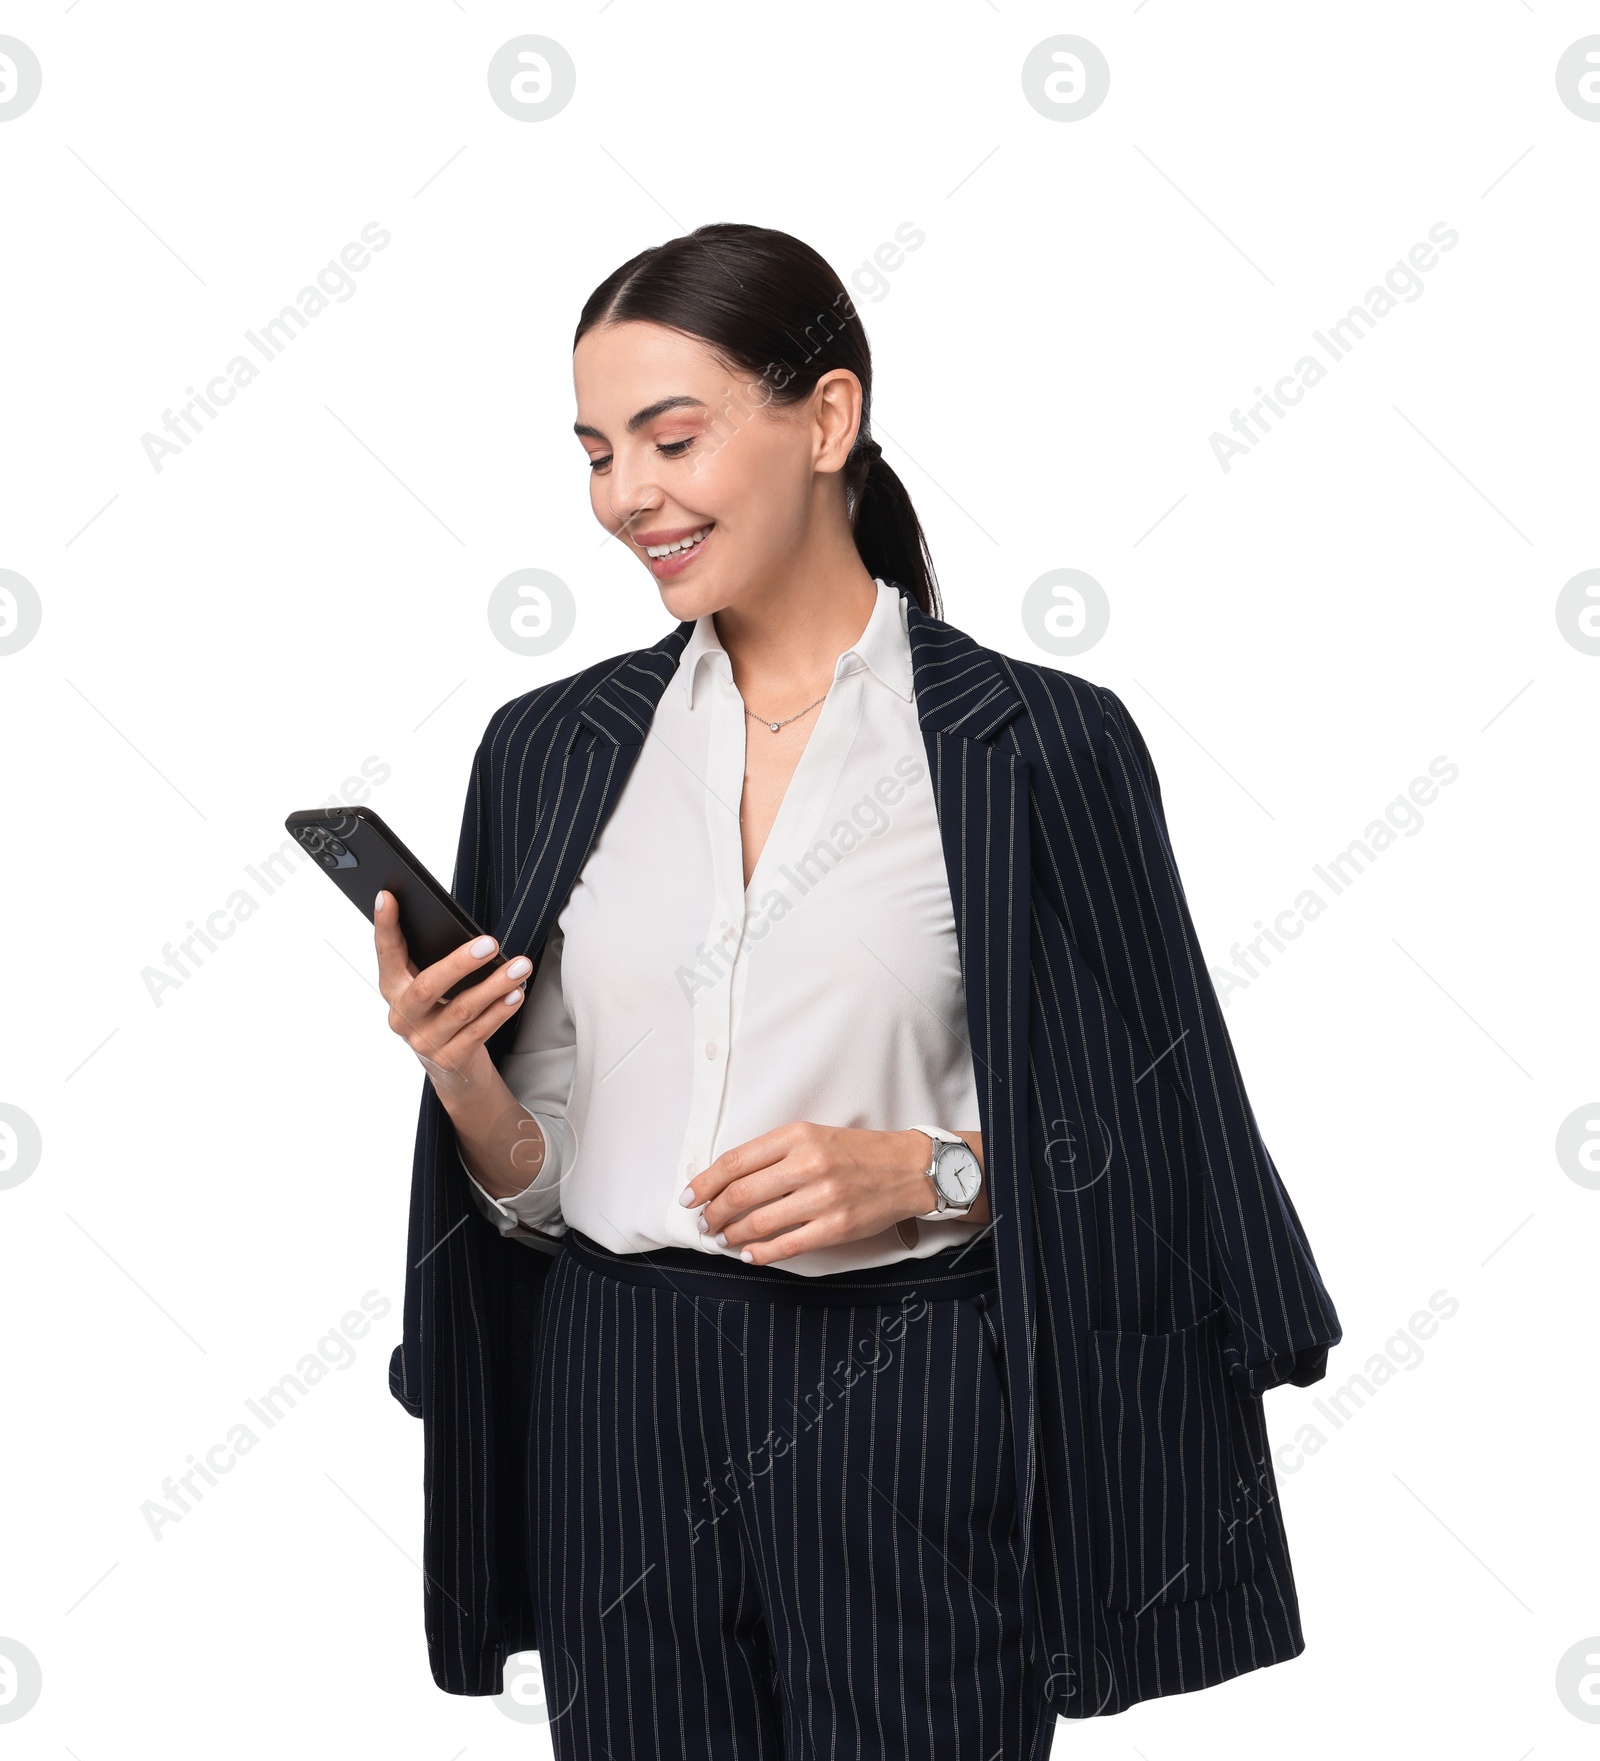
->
<box><xmin>586</xmin><ymin>437</ymin><xmax>694</xmax><ymax>474</ymax></box>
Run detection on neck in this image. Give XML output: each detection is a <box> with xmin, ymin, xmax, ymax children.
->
<box><xmin>712</xmin><ymin>542</ymin><xmax>881</xmax><ymax>710</ymax></box>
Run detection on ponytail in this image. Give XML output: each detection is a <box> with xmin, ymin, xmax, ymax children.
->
<box><xmin>845</xmin><ymin>435</ymin><xmax>940</xmax><ymax>620</ymax></box>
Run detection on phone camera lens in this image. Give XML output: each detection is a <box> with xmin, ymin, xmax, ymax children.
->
<box><xmin>326</xmin><ymin>838</ymin><xmax>347</xmax><ymax>856</ymax></box>
<box><xmin>320</xmin><ymin>852</ymin><xmax>340</xmax><ymax>871</ymax></box>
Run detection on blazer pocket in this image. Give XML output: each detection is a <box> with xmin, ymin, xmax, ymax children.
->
<box><xmin>1087</xmin><ymin>1305</ymin><xmax>1266</xmax><ymax>1614</ymax></box>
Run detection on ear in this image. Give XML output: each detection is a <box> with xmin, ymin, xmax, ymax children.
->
<box><xmin>811</xmin><ymin>368</ymin><xmax>865</xmax><ymax>472</ymax></box>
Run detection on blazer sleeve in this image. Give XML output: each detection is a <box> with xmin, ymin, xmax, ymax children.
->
<box><xmin>387</xmin><ymin>721</ymin><xmax>503</xmax><ymax>1419</ymax></box>
<box><xmin>1095</xmin><ymin>684</ymin><xmax>1342</xmax><ymax>1395</ymax></box>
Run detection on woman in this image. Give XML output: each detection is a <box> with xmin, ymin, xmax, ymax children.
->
<box><xmin>379</xmin><ymin>224</ymin><xmax>1341</xmax><ymax>1754</ymax></box>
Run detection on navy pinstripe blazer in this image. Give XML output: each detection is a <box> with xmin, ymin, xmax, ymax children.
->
<box><xmin>389</xmin><ymin>583</ymin><xmax>1342</xmax><ymax>1715</ymax></box>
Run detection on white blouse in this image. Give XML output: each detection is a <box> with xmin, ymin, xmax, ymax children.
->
<box><xmin>463</xmin><ymin>578</ymin><xmax>987</xmax><ymax>1275</ymax></box>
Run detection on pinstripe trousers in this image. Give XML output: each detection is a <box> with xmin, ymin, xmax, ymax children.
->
<box><xmin>531</xmin><ymin>1227</ymin><xmax>1054</xmax><ymax>1760</ymax></box>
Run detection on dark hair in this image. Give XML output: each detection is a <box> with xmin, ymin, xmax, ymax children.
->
<box><xmin>573</xmin><ymin>222</ymin><xmax>941</xmax><ymax>620</ymax></box>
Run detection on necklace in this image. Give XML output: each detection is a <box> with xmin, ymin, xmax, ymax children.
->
<box><xmin>743</xmin><ymin>692</ymin><xmax>828</xmax><ymax>734</ymax></box>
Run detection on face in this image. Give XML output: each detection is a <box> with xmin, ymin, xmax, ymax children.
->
<box><xmin>572</xmin><ymin>320</ymin><xmax>859</xmax><ymax>623</ymax></box>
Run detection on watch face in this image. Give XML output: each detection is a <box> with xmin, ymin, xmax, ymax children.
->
<box><xmin>937</xmin><ymin>1143</ymin><xmax>982</xmax><ymax>1205</ymax></box>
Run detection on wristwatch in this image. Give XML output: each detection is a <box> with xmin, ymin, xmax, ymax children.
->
<box><xmin>912</xmin><ymin>1127</ymin><xmax>983</xmax><ymax>1221</ymax></box>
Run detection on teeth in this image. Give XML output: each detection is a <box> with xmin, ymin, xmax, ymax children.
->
<box><xmin>645</xmin><ymin>525</ymin><xmax>712</xmax><ymax>559</ymax></box>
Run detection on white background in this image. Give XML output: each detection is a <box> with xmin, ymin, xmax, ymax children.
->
<box><xmin>2</xmin><ymin>3</ymin><xmax>1596</xmax><ymax>1754</ymax></box>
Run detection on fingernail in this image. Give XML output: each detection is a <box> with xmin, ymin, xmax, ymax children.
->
<box><xmin>679</xmin><ymin>1186</ymin><xmax>696</xmax><ymax>1206</ymax></box>
<box><xmin>374</xmin><ymin>890</ymin><xmax>388</xmax><ymax>909</ymax></box>
<box><xmin>696</xmin><ymin>1216</ymin><xmax>708</xmax><ymax>1233</ymax></box>
<box><xmin>714</xmin><ymin>1232</ymin><xmax>727</xmax><ymax>1247</ymax></box>
<box><xmin>471</xmin><ymin>936</ymin><xmax>496</xmax><ymax>957</ymax></box>
<box><xmin>506</xmin><ymin>957</ymin><xmax>531</xmax><ymax>979</ymax></box>
<box><xmin>739</xmin><ymin>1249</ymin><xmax>754</xmax><ymax>1263</ymax></box>
<box><xmin>503</xmin><ymin>988</ymin><xmax>523</xmax><ymax>1006</ymax></box>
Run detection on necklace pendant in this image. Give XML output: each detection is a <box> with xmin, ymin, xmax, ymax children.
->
<box><xmin>768</xmin><ymin>721</ymin><xmax>780</xmax><ymax>732</ymax></box>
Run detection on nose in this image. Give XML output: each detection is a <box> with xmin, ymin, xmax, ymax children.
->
<box><xmin>603</xmin><ymin>453</ymin><xmax>663</xmax><ymax>543</ymax></box>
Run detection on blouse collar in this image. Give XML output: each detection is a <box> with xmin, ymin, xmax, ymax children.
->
<box><xmin>680</xmin><ymin>576</ymin><xmax>915</xmax><ymax>708</ymax></box>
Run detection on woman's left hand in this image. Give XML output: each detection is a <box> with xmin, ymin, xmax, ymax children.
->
<box><xmin>683</xmin><ymin>1123</ymin><xmax>987</xmax><ymax>1264</ymax></box>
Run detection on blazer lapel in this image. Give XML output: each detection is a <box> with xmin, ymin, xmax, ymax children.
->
<box><xmin>904</xmin><ymin>591</ymin><xmax>1041</xmax><ymax>1566</ymax></box>
<box><xmin>490</xmin><ymin>623</ymin><xmax>693</xmax><ymax>966</ymax></box>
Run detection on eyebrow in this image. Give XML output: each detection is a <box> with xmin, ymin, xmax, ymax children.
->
<box><xmin>573</xmin><ymin>395</ymin><xmax>707</xmax><ymax>442</ymax></box>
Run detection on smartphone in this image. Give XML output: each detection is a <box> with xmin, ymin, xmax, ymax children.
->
<box><xmin>284</xmin><ymin>806</ymin><xmax>509</xmax><ymax>1001</ymax></box>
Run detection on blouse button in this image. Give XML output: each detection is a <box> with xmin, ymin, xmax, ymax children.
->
<box><xmin>704</xmin><ymin>1041</ymin><xmax>717</xmax><ymax>1060</ymax></box>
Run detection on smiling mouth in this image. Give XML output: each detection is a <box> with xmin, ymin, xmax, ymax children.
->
<box><xmin>640</xmin><ymin>522</ymin><xmax>715</xmax><ymax>578</ymax></box>
<box><xmin>639</xmin><ymin>523</ymin><xmax>713</xmax><ymax>560</ymax></box>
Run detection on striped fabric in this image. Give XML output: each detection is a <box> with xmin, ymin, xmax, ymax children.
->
<box><xmin>389</xmin><ymin>583</ymin><xmax>1342</xmax><ymax>1717</ymax></box>
<box><xmin>529</xmin><ymin>1231</ymin><xmax>1051</xmax><ymax>1757</ymax></box>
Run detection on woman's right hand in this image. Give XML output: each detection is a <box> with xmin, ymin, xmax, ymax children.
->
<box><xmin>373</xmin><ymin>889</ymin><xmax>531</xmax><ymax>1104</ymax></box>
